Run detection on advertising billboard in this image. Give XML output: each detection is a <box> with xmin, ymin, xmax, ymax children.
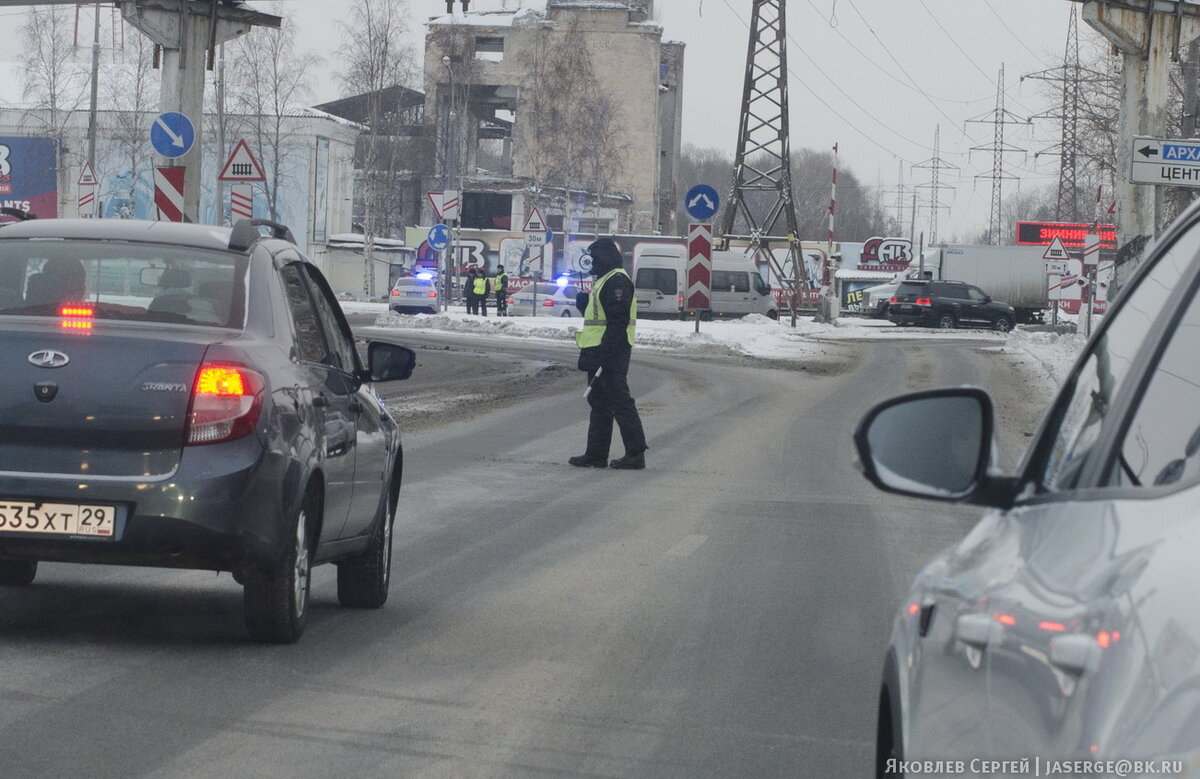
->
<box><xmin>0</xmin><ymin>137</ymin><xmax>57</xmax><ymax>222</ymax></box>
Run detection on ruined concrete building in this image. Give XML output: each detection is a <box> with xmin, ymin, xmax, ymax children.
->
<box><xmin>423</xmin><ymin>0</ymin><xmax>684</xmax><ymax>236</ymax></box>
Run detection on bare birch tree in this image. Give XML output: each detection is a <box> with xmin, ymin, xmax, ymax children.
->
<box><xmin>338</xmin><ymin>0</ymin><xmax>418</xmax><ymax>297</ymax></box>
<box><xmin>227</xmin><ymin>6</ymin><xmax>322</xmax><ymax>222</ymax></box>
<box><xmin>102</xmin><ymin>27</ymin><xmax>159</xmax><ymax>218</ymax></box>
<box><xmin>18</xmin><ymin>6</ymin><xmax>90</xmax><ymax>214</ymax></box>
<box><xmin>520</xmin><ymin>21</ymin><xmax>628</xmax><ymax>228</ymax></box>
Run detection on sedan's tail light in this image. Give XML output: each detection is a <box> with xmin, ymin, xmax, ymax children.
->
<box><xmin>915</xmin><ymin>297</ymin><xmax>932</xmax><ymax>306</ymax></box>
<box><xmin>390</xmin><ymin>289</ymin><xmax>399</xmax><ymax>296</ymax></box>
<box><xmin>186</xmin><ymin>363</ymin><xmax>265</xmax><ymax>445</ymax></box>
<box><xmin>543</xmin><ymin>299</ymin><xmax>555</xmax><ymax>307</ymax></box>
<box><xmin>889</xmin><ymin>296</ymin><xmax>899</xmax><ymax>303</ymax></box>
<box><xmin>428</xmin><ymin>290</ymin><xmax>437</xmax><ymax>298</ymax></box>
<box><xmin>507</xmin><ymin>296</ymin><xmax>514</xmax><ymax>304</ymax></box>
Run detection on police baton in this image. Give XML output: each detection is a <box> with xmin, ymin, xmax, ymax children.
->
<box><xmin>583</xmin><ymin>366</ymin><xmax>603</xmax><ymax>398</ymax></box>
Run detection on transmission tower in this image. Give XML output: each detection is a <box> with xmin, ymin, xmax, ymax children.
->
<box><xmin>718</xmin><ymin>0</ymin><xmax>810</xmax><ymax>316</ymax></box>
<box><xmin>914</xmin><ymin>125</ymin><xmax>958</xmax><ymax>246</ymax></box>
<box><xmin>968</xmin><ymin>64</ymin><xmax>1029</xmax><ymax>245</ymax></box>
<box><xmin>1024</xmin><ymin>5</ymin><xmax>1082</xmax><ymax>222</ymax></box>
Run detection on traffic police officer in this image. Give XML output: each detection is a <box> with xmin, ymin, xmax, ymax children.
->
<box><xmin>494</xmin><ymin>264</ymin><xmax>509</xmax><ymax>316</ymax></box>
<box><xmin>569</xmin><ymin>237</ymin><xmax>648</xmax><ymax>470</ymax></box>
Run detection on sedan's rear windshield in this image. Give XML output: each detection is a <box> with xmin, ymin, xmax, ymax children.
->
<box><xmin>0</xmin><ymin>240</ymin><xmax>247</xmax><ymax>328</ymax></box>
<box><xmin>394</xmin><ymin>278</ymin><xmax>435</xmax><ymax>289</ymax></box>
<box><xmin>520</xmin><ymin>284</ymin><xmax>576</xmax><ymax>297</ymax></box>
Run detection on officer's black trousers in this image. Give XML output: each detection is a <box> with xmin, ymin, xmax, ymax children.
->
<box><xmin>495</xmin><ymin>292</ymin><xmax>507</xmax><ymax>316</ymax></box>
<box><xmin>585</xmin><ymin>368</ymin><xmax>647</xmax><ymax>459</ymax></box>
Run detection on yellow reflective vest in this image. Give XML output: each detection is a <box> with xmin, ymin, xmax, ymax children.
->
<box><xmin>472</xmin><ymin>276</ymin><xmax>489</xmax><ymax>296</ymax></box>
<box><xmin>574</xmin><ymin>268</ymin><xmax>636</xmax><ymax>348</ymax></box>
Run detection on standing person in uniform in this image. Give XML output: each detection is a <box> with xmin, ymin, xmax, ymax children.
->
<box><xmin>472</xmin><ymin>267</ymin><xmax>490</xmax><ymax>317</ymax></box>
<box><xmin>494</xmin><ymin>264</ymin><xmax>509</xmax><ymax>317</ymax></box>
<box><xmin>463</xmin><ymin>267</ymin><xmax>479</xmax><ymax>315</ymax></box>
<box><xmin>569</xmin><ymin>237</ymin><xmax>648</xmax><ymax>470</ymax></box>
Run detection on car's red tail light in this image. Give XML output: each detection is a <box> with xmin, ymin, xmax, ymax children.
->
<box><xmin>543</xmin><ymin>299</ymin><xmax>555</xmax><ymax>307</ymax></box>
<box><xmin>390</xmin><ymin>289</ymin><xmax>399</xmax><ymax>296</ymax></box>
<box><xmin>186</xmin><ymin>363</ymin><xmax>265</xmax><ymax>445</ymax></box>
<box><xmin>915</xmin><ymin>297</ymin><xmax>932</xmax><ymax>306</ymax></box>
<box><xmin>889</xmin><ymin>296</ymin><xmax>899</xmax><ymax>304</ymax></box>
<box><xmin>507</xmin><ymin>296</ymin><xmax>514</xmax><ymax>304</ymax></box>
<box><xmin>428</xmin><ymin>290</ymin><xmax>437</xmax><ymax>298</ymax></box>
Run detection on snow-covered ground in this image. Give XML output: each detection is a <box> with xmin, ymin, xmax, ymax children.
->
<box><xmin>345</xmin><ymin>301</ymin><xmax>1088</xmax><ymax>392</ymax></box>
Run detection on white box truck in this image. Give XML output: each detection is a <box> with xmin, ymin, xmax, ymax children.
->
<box><xmin>919</xmin><ymin>245</ymin><xmax>1049</xmax><ymax>323</ymax></box>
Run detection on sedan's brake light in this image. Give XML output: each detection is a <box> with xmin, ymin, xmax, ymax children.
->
<box><xmin>915</xmin><ymin>298</ymin><xmax>932</xmax><ymax>306</ymax></box>
<box><xmin>186</xmin><ymin>363</ymin><xmax>265</xmax><ymax>445</ymax></box>
<box><xmin>59</xmin><ymin>302</ymin><xmax>94</xmax><ymax>331</ymax></box>
<box><xmin>889</xmin><ymin>297</ymin><xmax>899</xmax><ymax>304</ymax></box>
<box><xmin>428</xmin><ymin>290</ymin><xmax>437</xmax><ymax>298</ymax></box>
<box><xmin>390</xmin><ymin>289</ymin><xmax>399</xmax><ymax>296</ymax></box>
<box><xmin>543</xmin><ymin>299</ymin><xmax>555</xmax><ymax>307</ymax></box>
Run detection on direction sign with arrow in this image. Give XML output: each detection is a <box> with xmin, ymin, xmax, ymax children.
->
<box><xmin>150</xmin><ymin>112</ymin><xmax>196</xmax><ymax>159</ymax></box>
<box><xmin>685</xmin><ymin>184</ymin><xmax>720</xmax><ymax>221</ymax></box>
<box><xmin>1130</xmin><ymin>136</ymin><xmax>1200</xmax><ymax>188</ymax></box>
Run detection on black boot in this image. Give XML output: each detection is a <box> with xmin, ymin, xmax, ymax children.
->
<box><xmin>609</xmin><ymin>452</ymin><xmax>645</xmax><ymax>470</ymax></box>
<box><xmin>569</xmin><ymin>454</ymin><xmax>608</xmax><ymax>468</ymax></box>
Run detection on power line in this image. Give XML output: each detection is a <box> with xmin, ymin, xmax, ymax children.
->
<box><xmin>798</xmin><ymin>0</ymin><xmax>993</xmax><ymax>107</ymax></box>
<box><xmin>915</xmin><ymin>0</ymin><xmax>1040</xmax><ymax>117</ymax></box>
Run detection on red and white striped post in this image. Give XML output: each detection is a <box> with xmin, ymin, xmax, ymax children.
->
<box><xmin>154</xmin><ymin>167</ymin><xmax>186</xmax><ymax>222</ymax></box>
<box><xmin>687</xmin><ymin>223</ymin><xmax>713</xmax><ymax>333</ymax></box>
<box><xmin>231</xmin><ymin>184</ymin><xmax>253</xmax><ymax>221</ymax></box>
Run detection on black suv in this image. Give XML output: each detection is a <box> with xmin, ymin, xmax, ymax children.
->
<box><xmin>887</xmin><ymin>279</ymin><xmax>1016</xmax><ymax>332</ymax></box>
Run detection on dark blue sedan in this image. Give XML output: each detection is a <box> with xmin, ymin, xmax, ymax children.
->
<box><xmin>0</xmin><ymin>217</ymin><xmax>416</xmax><ymax>643</ymax></box>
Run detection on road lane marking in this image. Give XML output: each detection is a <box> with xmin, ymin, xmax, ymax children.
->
<box><xmin>665</xmin><ymin>534</ymin><xmax>708</xmax><ymax>558</ymax></box>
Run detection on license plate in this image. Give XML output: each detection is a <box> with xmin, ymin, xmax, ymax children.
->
<box><xmin>405</xmin><ymin>291</ymin><xmax>424</xmax><ymax>297</ymax></box>
<box><xmin>0</xmin><ymin>501</ymin><xmax>116</xmax><ymax>537</ymax></box>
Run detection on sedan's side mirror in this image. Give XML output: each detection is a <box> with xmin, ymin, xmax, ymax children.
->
<box><xmin>853</xmin><ymin>387</ymin><xmax>1016</xmax><ymax>506</ymax></box>
<box><xmin>366</xmin><ymin>342</ymin><xmax>416</xmax><ymax>382</ymax></box>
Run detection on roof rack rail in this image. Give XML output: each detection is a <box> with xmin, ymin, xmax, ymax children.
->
<box><xmin>0</xmin><ymin>207</ymin><xmax>37</xmax><ymax>222</ymax></box>
<box><xmin>228</xmin><ymin>218</ymin><xmax>296</xmax><ymax>252</ymax></box>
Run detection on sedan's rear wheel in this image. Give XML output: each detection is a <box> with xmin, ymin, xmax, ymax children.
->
<box><xmin>560</xmin><ymin>309</ymin><xmax>571</xmax><ymax>317</ymax></box>
<box><xmin>937</xmin><ymin>312</ymin><xmax>956</xmax><ymax>329</ymax></box>
<box><xmin>244</xmin><ymin>500</ymin><xmax>312</xmax><ymax>644</ymax></box>
<box><xmin>337</xmin><ymin>500</ymin><xmax>394</xmax><ymax>609</ymax></box>
<box><xmin>0</xmin><ymin>560</ymin><xmax>37</xmax><ymax>586</ymax></box>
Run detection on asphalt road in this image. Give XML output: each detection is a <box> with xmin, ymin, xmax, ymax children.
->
<box><xmin>0</xmin><ymin>330</ymin><xmax>1044</xmax><ymax>777</ymax></box>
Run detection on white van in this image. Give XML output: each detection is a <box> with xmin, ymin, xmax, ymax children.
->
<box><xmin>633</xmin><ymin>244</ymin><xmax>686</xmax><ymax>319</ymax></box>
<box><xmin>707</xmin><ymin>250</ymin><xmax>778</xmax><ymax>319</ymax></box>
<box><xmin>633</xmin><ymin>245</ymin><xmax>777</xmax><ymax>320</ymax></box>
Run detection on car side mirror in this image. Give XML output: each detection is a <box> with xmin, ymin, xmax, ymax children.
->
<box><xmin>366</xmin><ymin>342</ymin><xmax>416</xmax><ymax>382</ymax></box>
<box><xmin>853</xmin><ymin>387</ymin><xmax>1017</xmax><ymax>507</ymax></box>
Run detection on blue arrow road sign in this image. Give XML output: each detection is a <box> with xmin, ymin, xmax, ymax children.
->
<box><xmin>685</xmin><ymin>184</ymin><xmax>720</xmax><ymax>221</ymax></box>
<box><xmin>427</xmin><ymin>223</ymin><xmax>450</xmax><ymax>251</ymax></box>
<box><xmin>150</xmin><ymin>112</ymin><xmax>196</xmax><ymax>159</ymax></box>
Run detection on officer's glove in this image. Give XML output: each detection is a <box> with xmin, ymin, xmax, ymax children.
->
<box><xmin>575</xmin><ymin>291</ymin><xmax>589</xmax><ymax>314</ymax></box>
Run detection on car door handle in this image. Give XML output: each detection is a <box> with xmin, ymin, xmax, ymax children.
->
<box><xmin>1049</xmin><ymin>635</ymin><xmax>1100</xmax><ymax>676</ymax></box>
<box><xmin>956</xmin><ymin>613</ymin><xmax>1001</xmax><ymax>649</ymax></box>
<box><xmin>312</xmin><ymin>394</ymin><xmax>330</xmax><ymax>408</ymax></box>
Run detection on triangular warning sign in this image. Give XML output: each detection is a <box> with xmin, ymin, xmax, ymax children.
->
<box><xmin>77</xmin><ymin>162</ymin><xmax>98</xmax><ymax>186</ymax></box>
<box><xmin>523</xmin><ymin>207</ymin><xmax>545</xmax><ymax>233</ymax></box>
<box><xmin>1043</xmin><ymin>236</ymin><xmax>1070</xmax><ymax>261</ymax></box>
<box><xmin>218</xmin><ymin>139</ymin><xmax>266</xmax><ymax>182</ymax></box>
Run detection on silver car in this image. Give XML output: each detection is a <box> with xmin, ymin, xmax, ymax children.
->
<box><xmin>389</xmin><ymin>275</ymin><xmax>440</xmax><ymax>314</ymax></box>
<box><xmin>855</xmin><ymin>202</ymin><xmax>1200</xmax><ymax>775</ymax></box>
<box><xmin>509</xmin><ymin>282</ymin><xmax>581</xmax><ymax>317</ymax></box>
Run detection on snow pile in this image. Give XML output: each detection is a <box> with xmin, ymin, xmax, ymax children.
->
<box><xmin>1005</xmin><ymin>329</ymin><xmax>1088</xmax><ymax>385</ymax></box>
<box><xmin>355</xmin><ymin>301</ymin><xmax>1092</xmax><ymax>387</ymax></box>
